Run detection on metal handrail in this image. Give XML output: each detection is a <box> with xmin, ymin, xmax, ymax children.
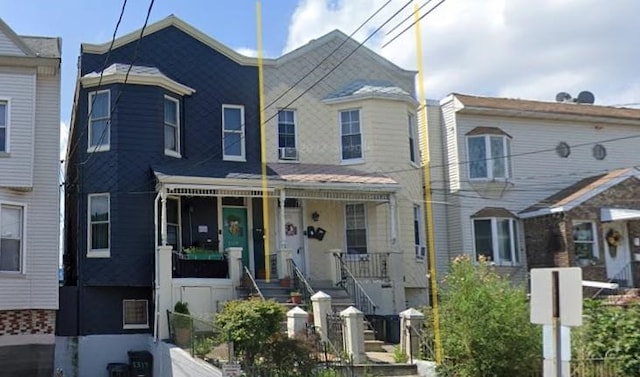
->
<box><xmin>288</xmin><ymin>259</ymin><xmax>315</xmax><ymax>304</ymax></box>
<box><xmin>334</xmin><ymin>252</ymin><xmax>377</xmax><ymax>315</ymax></box>
<box><xmin>407</xmin><ymin>323</ymin><xmax>436</xmax><ymax>362</ymax></box>
<box><xmin>591</xmin><ymin>261</ymin><xmax>634</xmax><ymax>299</ymax></box>
<box><xmin>243</xmin><ymin>266</ymin><xmax>264</xmax><ymax>300</ymax></box>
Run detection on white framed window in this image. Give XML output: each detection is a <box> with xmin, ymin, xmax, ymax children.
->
<box><xmin>222</xmin><ymin>104</ymin><xmax>245</xmax><ymax>161</ymax></box>
<box><xmin>0</xmin><ymin>100</ymin><xmax>8</xmax><ymax>153</ymax></box>
<box><xmin>123</xmin><ymin>299</ymin><xmax>149</xmax><ymax>329</ymax></box>
<box><xmin>340</xmin><ymin>109</ymin><xmax>363</xmax><ymax>162</ymax></box>
<box><xmin>88</xmin><ymin>193</ymin><xmax>110</xmax><ymax>258</ymax></box>
<box><xmin>572</xmin><ymin>221</ymin><xmax>598</xmax><ymax>260</ymax></box>
<box><xmin>467</xmin><ymin>135</ymin><xmax>512</xmax><ymax>180</ymax></box>
<box><xmin>88</xmin><ymin>90</ymin><xmax>110</xmax><ymax>152</ymax></box>
<box><xmin>345</xmin><ymin>203</ymin><xmax>367</xmax><ymax>254</ymax></box>
<box><xmin>0</xmin><ymin>204</ymin><xmax>24</xmax><ymax>273</ymax></box>
<box><xmin>278</xmin><ymin>109</ymin><xmax>298</xmax><ymax>161</ymax></box>
<box><xmin>164</xmin><ymin>96</ymin><xmax>180</xmax><ymax>157</ymax></box>
<box><xmin>414</xmin><ymin>205</ymin><xmax>426</xmax><ymax>259</ymax></box>
<box><xmin>408</xmin><ymin>113</ymin><xmax>418</xmax><ymax>164</ymax></box>
<box><xmin>167</xmin><ymin>198</ymin><xmax>180</xmax><ymax>250</ymax></box>
<box><xmin>473</xmin><ymin>217</ymin><xmax>520</xmax><ymax>265</ymax></box>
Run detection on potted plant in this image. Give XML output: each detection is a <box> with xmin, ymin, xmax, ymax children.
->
<box><xmin>290</xmin><ymin>290</ymin><xmax>302</xmax><ymax>304</ymax></box>
<box><xmin>172</xmin><ymin>301</ymin><xmax>192</xmax><ymax>347</ymax></box>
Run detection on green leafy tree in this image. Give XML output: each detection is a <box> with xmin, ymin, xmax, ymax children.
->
<box><xmin>214</xmin><ymin>298</ymin><xmax>285</xmax><ymax>365</ymax></box>
<box><xmin>424</xmin><ymin>255</ymin><xmax>541</xmax><ymax>377</ymax></box>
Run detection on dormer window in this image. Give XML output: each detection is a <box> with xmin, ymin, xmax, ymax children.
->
<box><xmin>466</xmin><ymin>127</ymin><xmax>512</xmax><ymax>180</ymax></box>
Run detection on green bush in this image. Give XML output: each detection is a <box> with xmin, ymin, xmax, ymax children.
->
<box><xmin>424</xmin><ymin>255</ymin><xmax>541</xmax><ymax>377</ymax></box>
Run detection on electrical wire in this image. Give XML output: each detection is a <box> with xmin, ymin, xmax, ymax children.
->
<box><xmin>382</xmin><ymin>0</ymin><xmax>448</xmax><ymax>48</ymax></box>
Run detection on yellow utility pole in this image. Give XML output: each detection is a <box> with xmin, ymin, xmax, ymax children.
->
<box><xmin>414</xmin><ymin>0</ymin><xmax>442</xmax><ymax>364</ymax></box>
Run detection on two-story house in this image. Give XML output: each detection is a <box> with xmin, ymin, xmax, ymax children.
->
<box><xmin>59</xmin><ymin>15</ymin><xmax>263</xmax><ymax>372</ymax></box>
<box><xmin>0</xmin><ymin>19</ymin><xmax>61</xmax><ymax>376</ymax></box>
<box><xmin>429</xmin><ymin>93</ymin><xmax>640</xmax><ymax>288</ymax></box>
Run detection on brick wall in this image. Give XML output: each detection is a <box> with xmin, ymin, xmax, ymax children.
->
<box><xmin>0</xmin><ymin>309</ymin><xmax>55</xmax><ymax>336</ymax></box>
<box><xmin>523</xmin><ymin>213</ymin><xmax>568</xmax><ymax>269</ymax></box>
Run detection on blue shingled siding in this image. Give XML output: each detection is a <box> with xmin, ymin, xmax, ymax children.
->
<box><xmin>64</xmin><ymin>25</ymin><xmax>259</xmax><ymax>335</ymax></box>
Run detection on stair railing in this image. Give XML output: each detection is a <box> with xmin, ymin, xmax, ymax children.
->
<box><xmin>242</xmin><ymin>266</ymin><xmax>264</xmax><ymax>300</ymax></box>
<box><xmin>591</xmin><ymin>261</ymin><xmax>634</xmax><ymax>299</ymax></box>
<box><xmin>288</xmin><ymin>259</ymin><xmax>315</xmax><ymax>306</ymax></box>
<box><xmin>333</xmin><ymin>252</ymin><xmax>377</xmax><ymax>315</ymax></box>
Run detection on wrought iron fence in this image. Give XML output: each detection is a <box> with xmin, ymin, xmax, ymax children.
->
<box><xmin>406</xmin><ymin>323</ymin><xmax>436</xmax><ymax>362</ymax></box>
<box><xmin>334</xmin><ymin>252</ymin><xmax>390</xmax><ymax>280</ymax></box>
<box><xmin>289</xmin><ymin>258</ymin><xmax>315</xmax><ymax>307</ymax></box>
<box><xmin>333</xmin><ymin>253</ymin><xmax>377</xmax><ymax>315</ymax></box>
<box><xmin>242</xmin><ymin>265</ymin><xmax>265</xmax><ymax>300</ymax></box>
<box><xmin>167</xmin><ymin>311</ymin><xmax>231</xmax><ymax>363</ymax></box>
<box><xmin>526</xmin><ymin>358</ymin><xmax>626</xmax><ymax>377</ymax></box>
<box><xmin>326</xmin><ymin>313</ymin><xmax>345</xmax><ymax>356</ymax></box>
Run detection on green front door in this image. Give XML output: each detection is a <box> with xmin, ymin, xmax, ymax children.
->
<box><xmin>222</xmin><ymin>207</ymin><xmax>249</xmax><ymax>266</ymax></box>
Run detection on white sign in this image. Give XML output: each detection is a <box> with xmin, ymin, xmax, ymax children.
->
<box><xmin>198</xmin><ymin>225</ymin><xmax>208</xmax><ymax>233</ymax></box>
<box><xmin>530</xmin><ymin>267</ymin><xmax>582</xmax><ymax>327</ymax></box>
<box><xmin>223</xmin><ymin>364</ymin><xmax>242</xmax><ymax>377</ymax></box>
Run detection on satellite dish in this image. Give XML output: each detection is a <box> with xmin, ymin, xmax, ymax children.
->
<box><xmin>576</xmin><ymin>91</ymin><xmax>595</xmax><ymax>104</ymax></box>
<box><xmin>555</xmin><ymin>92</ymin><xmax>572</xmax><ymax>103</ymax></box>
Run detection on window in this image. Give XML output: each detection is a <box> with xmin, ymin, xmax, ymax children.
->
<box><xmin>473</xmin><ymin>218</ymin><xmax>519</xmax><ymax>265</ymax></box>
<box><xmin>278</xmin><ymin>110</ymin><xmax>298</xmax><ymax>160</ymax></box>
<box><xmin>88</xmin><ymin>90</ymin><xmax>110</xmax><ymax>152</ymax></box>
<box><xmin>0</xmin><ymin>101</ymin><xmax>7</xmax><ymax>153</ymax></box>
<box><xmin>88</xmin><ymin>193</ymin><xmax>110</xmax><ymax>257</ymax></box>
<box><xmin>340</xmin><ymin>109</ymin><xmax>362</xmax><ymax>161</ymax></box>
<box><xmin>222</xmin><ymin>105</ymin><xmax>245</xmax><ymax>161</ymax></box>
<box><xmin>345</xmin><ymin>203</ymin><xmax>367</xmax><ymax>254</ymax></box>
<box><xmin>414</xmin><ymin>205</ymin><xmax>426</xmax><ymax>259</ymax></box>
<box><xmin>467</xmin><ymin>135</ymin><xmax>512</xmax><ymax>179</ymax></box>
<box><xmin>572</xmin><ymin>221</ymin><xmax>597</xmax><ymax>260</ymax></box>
<box><xmin>167</xmin><ymin>198</ymin><xmax>180</xmax><ymax>251</ymax></box>
<box><xmin>0</xmin><ymin>204</ymin><xmax>24</xmax><ymax>272</ymax></box>
<box><xmin>408</xmin><ymin>113</ymin><xmax>418</xmax><ymax>164</ymax></box>
<box><xmin>164</xmin><ymin>96</ymin><xmax>180</xmax><ymax>157</ymax></box>
<box><xmin>123</xmin><ymin>299</ymin><xmax>149</xmax><ymax>329</ymax></box>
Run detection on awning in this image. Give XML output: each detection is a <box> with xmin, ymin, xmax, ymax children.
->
<box><xmin>601</xmin><ymin>208</ymin><xmax>640</xmax><ymax>222</ymax></box>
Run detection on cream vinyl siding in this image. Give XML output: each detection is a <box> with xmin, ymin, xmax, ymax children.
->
<box><xmin>0</xmin><ymin>71</ymin><xmax>60</xmax><ymax>310</ymax></box>
<box><xmin>0</xmin><ymin>68</ymin><xmax>36</xmax><ymax>188</ymax></box>
<box><xmin>0</xmin><ymin>29</ymin><xmax>25</xmax><ymax>55</ymax></box>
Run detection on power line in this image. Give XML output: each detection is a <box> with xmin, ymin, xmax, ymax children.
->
<box><xmin>382</xmin><ymin>0</ymin><xmax>448</xmax><ymax>48</ymax></box>
<box><xmin>384</xmin><ymin>0</ymin><xmax>433</xmax><ymax>37</ymax></box>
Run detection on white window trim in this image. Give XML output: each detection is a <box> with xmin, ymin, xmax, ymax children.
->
<box><xmin>339</xmin><ymin>109</ymin><xmax>364</xmax><ymax>165</ymax></box>
<box><xmin>122</xmin><ymin>299</ymin><xmax>149</xmax><ymax>329</ymax></box>
<box><xmin>572</xmin><ymin>220</ymin><xmax>599</xmax><ymax>259</ymax></box>
<box><xmin>414</xmin><ymin>204</ymin><xmax>426</xmax><ymax>260</ymax></box>
<box><xmin>0</xmin><ymin>201</ymin><xmax>27</xmax><ymax>275</ymax></box>
<box><xmin>408</xmin><ymin>112</ymin><xmax>419</xmax><ymax>165</ymax></box>
<box><xmin>344</xmin><ymin>203</ymin><xmax>368</xmax><ymax>257</ymax></box>
<box><xmin>466</xmin><ymin>134</ymin><xmax>512</xmax><ymax>181</ymax></box>
<box><xmin>472</xmin><ymin>217</ymin><xmax>520</xmax><ymax>266</ymax></box>
<box><xmin>277</xmin><ymin>109</ymin><xmax>299</xmax><ymax>162</ymax></box>
<box><xmin>87</xmin><ymin>90</ymin><xmax>111</xmax><ymax>153</ymax></box>
<box><xmin>222</xmin><ymin>104</ymin><xmax>246</xmax><ymax>162</ymax></box>
<box><xmin>0</xmin><ymin>98</ymin><xmax>11</xmax><ymax>156</ymax></box>
<box><xmin>87</xmin><ymin>193</ymin><xmax>110</xmax><ymax>258</ymax></box>
<box><xmin>167</xmin><ymin>196</ymin><xmax>181</xmax><ymax>250</ymax></box>
<box><xmin>164</xmin><ymin>95</ymin><xmax>181</xmax><ymax>158</ymax></box>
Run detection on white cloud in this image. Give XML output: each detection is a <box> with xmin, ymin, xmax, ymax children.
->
<box><xmin>285</xmin><ymin>0</ymin><xmax>640</xmax><ymax>105</ymax></box>
<box><xmin>235</xmin><ymin>47</ymin><xmax>258</xmax><ymax>58</ymax></box>
<box><xmin>60</xmin><ymin>121</ymin><xmax>68</xmax><ymax>169</ymax></box>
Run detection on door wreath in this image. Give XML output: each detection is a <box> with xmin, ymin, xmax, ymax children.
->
<box><xmin>606</xmin><ymin>229</ymin><xmax>623</xmax><ymax>258</ymax></box>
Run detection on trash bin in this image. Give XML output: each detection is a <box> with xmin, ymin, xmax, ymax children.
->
<box><xmin>107</xmin><ymin>363</ymin><xmax>129</xmax><ymax>377</ymax></box>
<box><xmin>128</xmin><ymin>350</ymin><xmax>153</xmax><ymax>377</ymax></box>
<box><xmin>384</xmin><ymin>315</ymin><xmax>401</xmax><ymax>344</ymax></box>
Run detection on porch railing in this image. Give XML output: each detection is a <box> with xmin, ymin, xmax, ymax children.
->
<box><xmin>172</xmin><ymin>251</ymin><xmax>229</xmax><ymax>279</ymax></box>
<box><xmin>242</xmin><ymin>266</ymin><xmax>264</xmax><ymax>300</ymax></box>
<box><xmin>269</xmin><ymin>253</ymin><xmax>278</xmax><ymax>279</ymax></box>
<box><xmin>334</xmin><ymin>251</ymin><xmax>390</xmax><ymax>280</ymax></box>
<box><xmin>288</xmin><ymin>259</ymin><xmax>315</xmax><ymax>307</ymax></box>
<box><xmin>333</xmin><ymin>252</ymin><xmax>377</xmax><ymax>315</ymax></box>
<box><xmin>592</xmin><ymin>261</ymin><xmax>635</xmax><ymax>299</ymax></box>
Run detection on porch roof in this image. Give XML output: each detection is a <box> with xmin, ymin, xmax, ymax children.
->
<box><xmin>519</xmin><ymin>167</ymin><xmax>640</xmax><ymax>219</ymax></box>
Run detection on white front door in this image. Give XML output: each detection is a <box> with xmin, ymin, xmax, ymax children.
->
<box><xmin>604</xmin><ymin>222</ymin><xmax>631</xmax><ymax>284</ymax></box>
<box><xmin>284</xmin><ymin>208</ymin><xmax>305</xmax><ymax>274</ymax></box>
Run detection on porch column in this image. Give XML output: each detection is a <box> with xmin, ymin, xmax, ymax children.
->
<box><xmin>328</xmin><ymin>249</ymin><xmax>342</xmax><ymax>285</ymax></box>
<box><xmin>389</xmin><ymin>193</ymin><xmax>398</xmax><ymax>249</ymax></box>
<box><xmin>278</xmin><ymin>248</ymin><xmax>292</xmax><ymax>280</ymax></box>
<box><xmin>160</xmin><ymin>189</ymin><xmax>168</xmax><ymax>246</ymax></box>
<box><xmin>157</xmin><ymin>245</ymin><xmax>173</xmax><ymax>340</ymax></box>
<box><xmin>280</xmin><ymin>189</ymin><xmax>287</xmax><ymax>249</ymax></box>
<box><xmin>227</xmin><ymin>247</ymin><xmax>243</xmax><ymax>294</ymax></box>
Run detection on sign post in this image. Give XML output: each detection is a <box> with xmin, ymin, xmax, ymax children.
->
<box><xmin>530</xmin><ymin>267</ymin><xmax>583</xmax><ymax>377</ymax></box>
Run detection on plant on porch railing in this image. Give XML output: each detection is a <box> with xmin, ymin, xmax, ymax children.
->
<box><xmin>288</xmin><ymin>259</ymin><xmax>315</xmax><ymax>307</ymax></box>
<box><xmin>333</xmin><ymin>253</ymin><xmax>377</xmax><ymax>315</ymax></box>
<box><xmin>242</xmin><ymin>266</ymin><xmax>265</xmax><ymax>300</ymax></box>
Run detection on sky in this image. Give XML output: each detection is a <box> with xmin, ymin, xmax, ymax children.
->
<box><xmin>2</xmin><ymin>0</ymin><xmax>640</xmax><ymax>159</ymax></box>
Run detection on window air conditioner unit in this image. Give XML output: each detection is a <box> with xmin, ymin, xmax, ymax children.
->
<box><xmin>279</xmin><ymin>147</ymin><xmax>298</xmax><ymax>160</ymax></box>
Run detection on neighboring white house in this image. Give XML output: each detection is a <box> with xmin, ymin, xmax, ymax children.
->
<box><xmin>0</xmin><ymin>18</ymin><xmax>61</xmax><ymax>375</ymax></box>
<box><xmin>429</xmin><ymin>93</ymin><xmax>640</xmax><ymax>283</ymax></box>
<box><xmin>262</xmin><ymin>30</ymin><xmax>428</xmax><ymax>312</ymax></box>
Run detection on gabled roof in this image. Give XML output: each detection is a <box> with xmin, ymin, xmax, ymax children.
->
<box><xmin>81</xmin><ymin>14</ymin><xmax>258</xmax><ymax>66</ymax></box>
<box><xmin>81</xmin><ymin>63</ymin><xmax>195</xmax><ymax>95</ymax></box>
<box><xmin>0</xmin><ymin>18</ymin><xmax>35</xmax><ymax>56</ymax></box>
<box><xmin>519</xmin><ymin>167</ymin><xmax>640</xmax><ymax>218</ymax></box>
<box><xmin>323</xmin><ymin>80</ymin><xmax>416</xmax><ymax>105</ymax></box>
<box><xmin>449</xmin><ymin>93</ymin><xmax>640</xmax><ymax>125</ymax></box>
<box><xmin>21</xmin><ymin>36</ymin><xmax>61</xmax><ymax>58</ymax></box>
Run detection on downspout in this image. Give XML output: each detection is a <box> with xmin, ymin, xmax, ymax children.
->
<box><xmin>153</xmin><ymin>191</ymin><xmax>160</xmax><ymax>341</ymax></box>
